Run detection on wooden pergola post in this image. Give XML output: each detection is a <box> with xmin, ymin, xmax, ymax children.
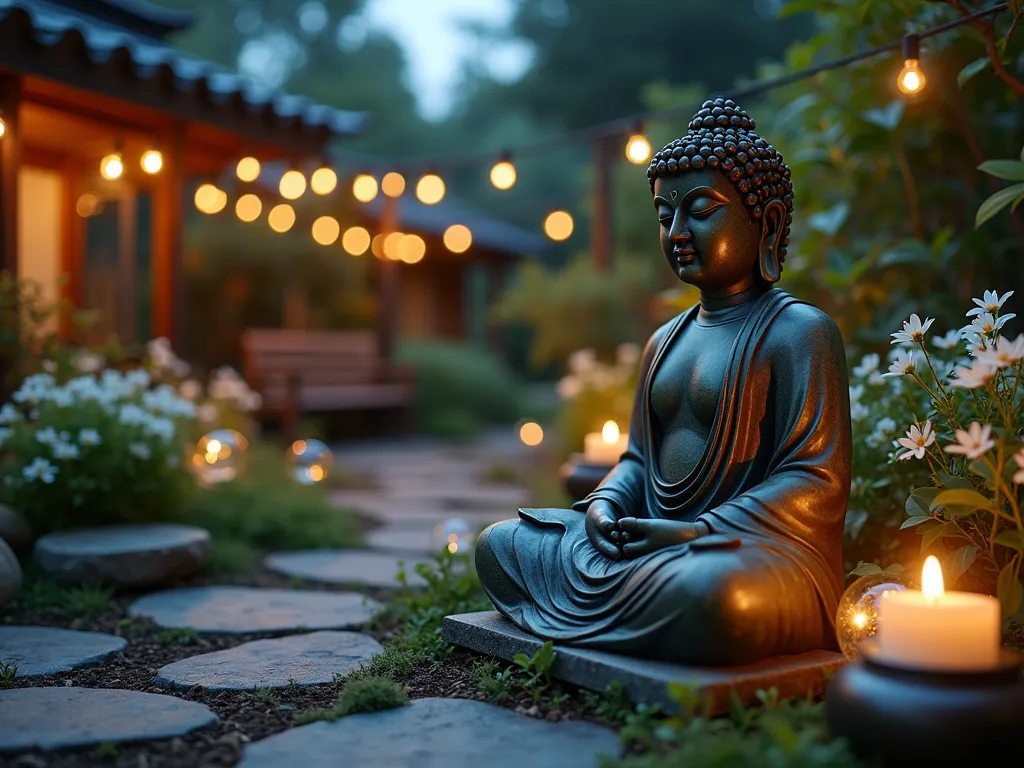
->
<box><xmin>377</xmin><ymin>194</ymin><xmax>400</xmax><ymax>362</ymax></box>
<box><xmin>0</xmin><ymin>72</ymin><xmax>21</xmax><ymax>394</ymax></box>
<box><xmin>152</xmin><ymin>121</ymin><xmax>184</xmax><ymax>350</ymax></box>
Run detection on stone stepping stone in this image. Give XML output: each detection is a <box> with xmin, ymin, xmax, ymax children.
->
<box><xmin>0</xmin><ymin>626</ymin><xmax>127</xmax><ymax>677</ymax></box>
<box><xmin>444</xmin><ymin>611</ymin><xmax>845</xmax><ymax>717</ymax></box>
<box><xmin>0</xmin><ymin>687</ymin><xmax>217</xmax><ymax>753</ymax></box>
<box><xmin>33</xmin><ymin>523</ymin><xmax>211</xmax><ymax>589</ymax></box>
<box><xmin>154</xmin><ymin>631</ymin><xmax>382</xmax><ymax>691</ymax></box>
<box><xmin>238</xmin><ymin>697</ymin><xmax>619</xmax><ymax>768</ymax></box>
<box><xmin>365</xmin><ymin>525</ymin><xmax>439</xmax><ymax>556</ymax></box>
<box><xmin>128</xmin><ymin>586</ymin><xmax>383</xmax><ymax>635</ymax></box>
<box><xmin>264</xmin><ymin>550</ymin><xmax>429</xmax><ymax>588</ymax></box>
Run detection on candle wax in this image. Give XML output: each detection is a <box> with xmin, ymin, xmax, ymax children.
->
<box><xmin>583</xmin><ymin>432</ymin><xmax>628</xmax><ymax>465</ymax></box>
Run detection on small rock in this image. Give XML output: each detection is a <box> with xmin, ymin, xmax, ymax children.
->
<box><xmin>263</xmin><ymin>550</ymin><xmax>428</xmax><ymax>589</ymax></box>
<box><xmin>0</xmin><ymin>538</ymin><xmax>21</xmax><ymax>609</ymax></box>
<box><xmin>0</xmin><ymin>626</ymin><xmax>127</xmax><ymax>677</ymax></box>
<box><xmin>0</xmin><ymin>506</ymin><xmax>32</xmax><ymax>552</ymax></box>
<box><xmin>525</xmin><ymin>705</ymin><xmax>540</xmax><ymax>718</ymax></box>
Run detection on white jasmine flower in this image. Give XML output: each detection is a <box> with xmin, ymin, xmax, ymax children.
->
<box><xmin>848</xmin><ymin>384</ymin><xmax>864</xmax><ymax>404</ymax></box>
<box><xmin>23</xmin><ymin>457</ymin><xmax>56</xmax><ymax>484</ymax></box>
<box><xmin>975</xmin><ymin>334</ymin><xmax>1024</xmax><ymax>369</ymax></box>
<box><xmin>897</xmin><ymin>420</ymin><xmax>935</xmax><ymax>461</ymax></box>
<box><xmin>78</xmin><ymin>428</ymin><xmax>101</xmax><ymax>446</ymax></box>
<box><xmin>890</xmin><ymin>314</ymin><xmax>935</xmax><ymax>345</ymax></box>
<box><xmin>944</xmin><ymin>422</ymin><xmax>995</xmax><ymax>460</ymax></box>
<box><xmin>961</xmin><ymin>312</ymin><xmax>1014</xmax><ymax>340</ymax></box>
<box><xmin>179</xmin><ymin>379</ymin><xmax>202</xmax><ymax>400</ymax></box>
<box><xmin>567</xmin><ymin>349</ymin><xmax>597</xmax><ymax>375</ymax></box>
<box><xmin>12</xmin><ymin>373</ymin><xmax>56</xmax><ymax>404</ymax></box>
<box><xmin>144</xmin><ymin>417</ymin><xmax>176</xmax><ymax>443</ymax></box>
<box><xmin>867</xmin><ymin>417</ymin><xmax>897</xmax><ymax>448</ymax></box>
<box><xmin>616</xmin><ymin>343</ymin><xmax>641</xmax><ymax>367</ymax></box>
<box><xmin>35</xmin><ymin>426</ymin><xmax>59</xmax><ymax>446</ymax></box>
<box><xmin>1013</xmin><ymin>449</ymin><xmax>1024</xmax><ymax>485</ymax></box>
<box><xmin>950</xmin><ymin>361</ymin><xmax>997</xmax><ymax>389</ymax></box>
<box><xmin>884</xmin><ymin>351</ymin><xmax>917</xmax><ymax>377</ymax></box>
<box><xmin>129</xmin><ymin>442</ymin><xmax>152</xmax><ymax>460</ymax></box>
<box><xmin>0</xmin><ymin>403</ymin><xmax>22</xmax><ymax>425</ymax></box>
<box><xmin>124</xmin><ymin>369</ymin><xmax>150</xmax><ymax>391</ymax></box>
<box><xmin>852</xmin><ymin>353</ymin><xmax>880</xmax><ymax>379</ymax></box>
<box><xmin>52</xmin><ymin>442</ymin><xmax>80</xmax><ymax>460</ymax></box>
<box><xmin>967</xmin><ymin>290</ymin><xmax>1014</xmax><ymax>317</ymax></box>
<box><xmin>118</xmin><ymin>404</ymin><xmax>150</xmax><ymax>426</ymax></box>
<box><xmin>932</xmin><ymin>329</ymin><xmax>961</xmax><ymax>351</ymax></box>
<box><xmin>850</xmin><ymin>402</ymin><xmax>869</xmax><ymax>421</ymax></box>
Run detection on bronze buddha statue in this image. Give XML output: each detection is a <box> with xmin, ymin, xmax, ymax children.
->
<box><xmin>475</xmin><ymin>99</ymin><xmax>852</xmax><ymax>667</ymax></box>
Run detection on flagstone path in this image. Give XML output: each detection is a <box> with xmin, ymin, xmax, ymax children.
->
<box><xmin>0</xmin><ymin>429</ymin><xmax>613</xmax><ymax>766</ymax></box>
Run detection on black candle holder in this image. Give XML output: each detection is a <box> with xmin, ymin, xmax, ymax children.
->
<box><xmin>826</xmin><ymin>641</ymin><xmax>1024</xmax><ymax>765</ymax></box>
<box><xmin>559</xmin><ymin>453</ymin><xmax>613</xmax><ymax>502</ymax></box>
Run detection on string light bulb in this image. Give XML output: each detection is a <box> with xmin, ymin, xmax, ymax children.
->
<box><xmin>490</xmin><ymin>157</ymin><xmax>517</xmax><ymax>190</ymax></box>
<box><xmin>311</xmin><ymin>166</ymin><xmax>337</xmax><ymax>195</ymax></box>
<box><xmin>443</xmin><ymin>224</ymin><xmax>472</xmax><ymax>253</ymax></box>
<box><xmin>236</xmin><ymin>156</ymin><xmax>261</xmax><ymax>182</ymax></box>
<box><xmin>268</xmin><ymin>203</ymin><xmax>296</xmax><ymax>233</ymax></box>
<box><xmin>195</xmin><ymin>183</ymin><xmax>226</xmax><ymax>214</ymax></box>
<box><xmin>897</xmin><ymin>34</ymin><xmax>926</xmax><ymax>96</ymax></box>
<box><xmin>381</xmin><ymin>172</ymin><xmax>406</xmax><ymax>198</ymax></box>
<box><xmin>140</xmin><ymin>149</ymin><xmax>163</xmax><ymax>174</ymax></box>
<box><xmin>100</xmin><ymin>150</ymin><xmax>124</xmax><ymax>181</ymax></box>
<box><xmin>625</xmin><ymin>130</ymin><xmax>652</xmax><ymax>164</ymax></box>
<box><xmin>543</xmin><ymin>210</ymin><xmax>574</xmax><ymax>241</ymax></box>
<box><xmin>415</xmin><ymin>173</ymin><xmax>445</xmax><ymax>205</ymax></box>
<box><xmin>235</xmin><ymin>194</ymin><xmax>262</xmax><ymax>222</ymax></box>
<box><xmin>279</xmin><ymin>169</ymin><xmax>307</xmax><ymax>200</ymax></box>
<box><xmin>311</xmin><ymin>215</ymin><xmax>340</xmax><ymax>246</ymax></box>
<box><xmin>342</xmin><ymin>226</ymin><xmax>371</xmax><ymax>256</ymax></box>
<box><xmin>352</xmin><ymin>173</ymin><xmax>378</xmax><ymax>203</ymax></box>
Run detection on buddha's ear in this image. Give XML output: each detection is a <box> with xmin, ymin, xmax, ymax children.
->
<box><xmin>757</xmin><ymin>199</ymin><xmax>787</xmax><ymax>284</ymax></box>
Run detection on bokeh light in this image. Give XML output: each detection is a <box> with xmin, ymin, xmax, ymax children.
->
<box><xmin>342</xmin><ymin>226</ymin><xmax>371</xmax><ymax>256</ymax></box>
<box><xmin>415</xmin><ymin>173</ymin><xmax>445</xmax><ymax>205</ymax></box>
<box><xmin>268</xmin><ymin>203</ymin><xmax>296</xmax><ymax>233</ymax></box>
<box><xmin>140</xmin><ymin>150</ymin><xmax>163</xmax><ymax>174</ymax></box>
<box><xmin>490</xmin><ymin>160</ymin><xmax>516</xmax><ymax>190</ymax></box>
<box><xmin>195</xmin><ymin>183</ymin><xmax>226</xmax><ymax>214</ymax></box>
<box><xmin>287</xmin><ymin>438</ymin><xmax>334</xmax><ymax>485</ymax></box>
<box><xmin>279</xmin><ymin>169</ymin><xmax>307</xmax><ymax>200</ymax></box>
<box><xmin>518</xmin><ymin>421</ymin><xmax>544</xmax><ymax>446</ymax></box>
<box><xmin>544</xmin><ymin>210</ymin><xmax>574</xmax><ymax>241</ymax></box>
<box><xmin>897</xmin><ymin>59</ymin><xmax>926</xmax><ymax>95</ymax></box>
<box><xmin>443</xmin><ymin>224</ymin><xmax>472</xmax><ymax>254</ymax></box>
<box><xmin>311</xmin><ymin>215</ymin><xmax>340</xmax><ymax>245</ymax></box>
<box><xmin>625</xmin><ymin>133</ymin><xmax>652</xmax><ymax>164</ymax></box>
<box><xmin>235</xmin><ymin>193</ymin><xmax>262</xmax><ymax>222</ymax></box>
<box><xmin>0</xmin><ymin>117</ymin><xmax>6</xmax><ymax>139</ymax></box>
<box><xmin>352</xmin><ymin>173</ymin><xmax>378</xmax><ymax>202</ymax></box>
<box><xmin>310</xmin><ymin>167</ymin><xmax>338</xmax><ymax>195</ymax></box>
<box><xmin>192</xmin><ymin>429</ymin><xmax>249</xmax><ymax>485</ymax></box>
<box><xmin>836</xmin><ymin>570</ymin><xmax>912</xmax><ymax>660</ymax></box>
<box><xmin>381</xmin><ymin>171</ymin><xmax>406</xmax><ymax>198</ymax></box>
<box><xmin>100</xmin><ymin>153</ymin><xmax>123</xmax><ymax>181</ymax></box>
<box><xmin>236</xmin><ymin>156</ymin><xmax>261</xmax><ymax>182</ymax></box>
<box><xmin>432</xmin><ymin>518</ymin><xmax>475</xmax><ymax>555</ymax></box>
<box><xmin>397</xmin><ymin>233</ymin><xmax>425</xmax><ymax>263</ymax></box>
<box><xmin>76</xmin><ymin>193</ymin><xmax>99</xmax><ymax>218</ymax></box>
<box><xmin>383</xmin><ymin>232</ymin><xmax>405</xmax><ymax>260</ymax></box>
<box><xmin>371</xmin><ymin>233</ymin><xmax>387</xmax><ymax>258</ymax></box>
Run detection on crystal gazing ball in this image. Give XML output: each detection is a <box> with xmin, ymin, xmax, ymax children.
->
<box><xmin>287</xmin><ymin>438</ymin><xmax>334</xmax><ymax>485</ymax></box>
<box><xmin>431</xmin><ymin>518</ymin><xmax>476</xmax><ymax>556</ymax></box>
<box><xmin>835</xmin><ymin>571</ymin><xmax>913</xmax><ymax>660</ymax></box>
<box><xmin>192</xmin><ymin>429</ymin><xmax>248</xmax><ymax>485</ymax></box>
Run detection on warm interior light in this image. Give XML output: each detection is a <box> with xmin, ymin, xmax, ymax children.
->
<box><xmin>519</xmin><ymin>421</ymin><xmax>544</xmax><ymax>446</ymax></box>
<box><xmin>416</xmin><ymin>173</ymin><xmax>445</xmax><ymax>205</ymax></box>
<box><xmin>0</xmin><ymin>116</ymin><xmax>6</xmax><ymax>139</ymax></box>
<box><xmin>922</xmin><ymin>555</ymin><xmax>944</xmax><ymax>603</ymax></box>
<box><xmin>601</xmin><ymin>420</ymin><xmax>620</xmax><ymax>444</ymax></box>
<box><xmin>76</xmin><ymin>193</ymin><xmax>99</xmax><ymax>218</ymax></box>
<box><xmin>625</xmin><ymin>133</ymin><xmax>652</xmax><ymax>164</ymax></box>
<box><xmin>342</xmin><ymin>226</ymin><xmax>371</xmax><ymax>256</ymax></box>
<box><xmin>443</xmin><ymin>224</ymin><xmax>472</xmax><ymax>253</ymax></box>
<box><xmin>353</xmin><ymin>173</ymin><xmax>378</xmax><ymax>203</ymax></box>
<box><xmin>268</xmin><ymin>203</ymin><xmax>296</xmax><ymax>233</ymax></box>
<box><xmin>236</xmin><ymin>156</ymin><xmax>261</xmax><ymax>182</ymax></box>
<box><xmin>235</xmin><ymin>193</ymin><xmax>262</xmax><ymax>222</ymax></box>
<box><xmin>381</xmin><ymin>172</ymin><xmax>406</xmax><ymax>198</ymax></box>
<box><xmin>311</xmin><ymin>167</ymin><xmax>337</xmax><ymax>195</ymax></box>
<box><xmin>311</xmin><ymin>215</ymin><xmax>340</xmax><ymax>245</ymax></box>
<box><xmin>490</xmin><ymin>160</ymin><xmax>516</xmax><ymax>190</ymax></box>
<box><xmin>100</xmin><ymin>153</ymin><xmax>124</xmax><ymax>181</ymax></box>
<box><xmin>140</xmin><ymin>150</ymin><xmax>163</xmax><ymax>174</ymax></box>
<box><xmin>383</xmin><ymin>232</ymin><xmax>405</xmax><ymax>260</ymax></box>
<box><xmin>544</xmin><ymin>210</ymin><xmax>574</xmax><ymax>241</ymax></box>
<box><xmin>279</xmin><ymin>170</ymin><xmax>307</xmax><ymax>200</ymax></box>
<box><xmin>195</xmin><ymin>183</ymin><xmax>226</xmax><ymax>214</ymax></box>
<box><xmin>397</xmin><ymin>233</ymin><xmax>425</xmax><ymax>263</ymax></box>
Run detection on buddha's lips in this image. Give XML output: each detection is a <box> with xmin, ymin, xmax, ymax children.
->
<box><xmin>673</xmin><ymin>246</ymin><xmax>697</xmax><ymax>264</ymax></box>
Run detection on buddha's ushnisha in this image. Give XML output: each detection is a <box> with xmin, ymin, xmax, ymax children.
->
<box><xmin>476</xmin><ymin>99</ymin><xmax>852</xmax><ymax>666</ymax></box>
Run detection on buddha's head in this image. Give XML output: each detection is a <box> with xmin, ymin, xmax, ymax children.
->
<box><xmin>647</xmin><ymin>98</ymin><xmax>793</xmax><ymax>295</ymax></box>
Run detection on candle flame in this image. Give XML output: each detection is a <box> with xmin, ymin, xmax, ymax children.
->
<box><xmin>922</xmin><ymin>555</ymin><xmax>944</xmax><ymax>603</ymax></box>
<box><xmin>602</xmin><ymin>420</ymin><xmax>620</xmax><ymax>444</ymax></box>
<box><xmin>852</xmin><ymin>611</ymin><xmax>868</xmax><ymax>630</ymax></box>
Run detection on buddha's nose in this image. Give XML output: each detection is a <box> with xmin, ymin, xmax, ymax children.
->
<box><xmin>671</xmin><ymin>229</ymin><xmax>693</xmax><ymax>244</ymax></box>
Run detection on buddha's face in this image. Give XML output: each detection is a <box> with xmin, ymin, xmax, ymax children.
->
<box><xmin>653</xmin><ymin>170</ymin><xmax>762</xmax><ymax>294</ymax></box>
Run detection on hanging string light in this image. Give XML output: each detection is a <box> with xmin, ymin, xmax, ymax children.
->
<box><xmin>311</xmin><ymin>215</ymin><xmax>341</xmax><ymax>245</ymax></box>
<box><xmin>543</xmin><ymin>210</ymin><xmax>574</xmax><ymax>241</ymax></box>
<box><xmin>371</xmin><ymin>232</ymin><xmax>387</xmax><ymax>258</ymax></box>
<box><xmin>140</xmin><ymin>149</ymin><xmax>163</xmax><ymax>174</ymax></box>
<box><xmin>353</xmin><ymin>173</ymin><xmax>378</xmax><ymax>202</ymax></box>
<box><xmin>897</xmin><ymin>34</ymin><xmax>927</xmax><ymax>96</ymax></box>
<box><xmin>268</xmin><ymin>203</ymin><xmax>296</xmax><ymax>233</ymax></box>
<box><xmin>443</xmin><ymin>224</ymin><xmax>472</xmax><ymax>253</ymax></box>
<box><xmin>490</xmin><ymin>156</ymin><xmax>517</xmax><ymax>190</ymax></box>
<box><xmin>195</xmin><ymin>183</ymin><xmax>226</xmax><ymax>214</ymax></box>
<box><xmin>625</xmin><ymin>128</ymin><xmax>652</xmax><ymax>165</ymax></box>
<box><xmin>237</xmin><ymin>156</ymin><xmax>261</xmax><ymax>182</ymax></box>
<box><xmin>415</xmin><ymin>173</ymin><xmax>445</xmax><ymax>205</ymax></box>
<box><xmin>381</xmin><ymin>172</ymin><xmax>406</xmax><ymax>198</ymax></box>
<box><xmin>279</xmin><ymin>169</ymin><xmax>307</xmax><ymax>200</ymax></box>
<box><xmin>342</xmin><ymin>226</ymin><xmax>371</xmax><ymax>256</ymax></box>
<box><xmin>398</xmin><ymin>234</ymin><xmax>426</xmax><ymax>263</ymax></box>
<box><xmin>235</xmin><ymin>194</ymin><xmax>262</xmax><ymax>222</ymax></box>
<box><xmin>100</xmin><ymin>142</ymin><xmax>124</xmax><ymax>180</ymax></box>
<box><xmin>383</xmin><ymin>232</ymin><xmax>405</xmax><ymax>260</ymax></box>
<box><xmin>311</xmin><ymin>166</ymin><xmax>338</xmax><ymax>195</ymax></box>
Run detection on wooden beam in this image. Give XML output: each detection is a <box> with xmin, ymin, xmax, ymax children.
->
<box><xmin>152</xmin><ymin>121</ymin><xmax>184</xmax><ymax>348</ymax></box>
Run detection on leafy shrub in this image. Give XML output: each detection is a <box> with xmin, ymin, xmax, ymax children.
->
<box><xmin>296</xmin><ymin>676</ymin><xmax>407</xmax><ymax>723</ymax></box>
<box><xmin>555</xmin><ymin>345</ymin><xmax>641</xmax><ymax>456</ymax></box>
<box><xmin>397</xmin><ymin>340</ymin><xmax>527</xmax><ymax>437</ymax></box>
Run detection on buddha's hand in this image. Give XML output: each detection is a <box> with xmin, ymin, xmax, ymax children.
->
<box><xmin>616</xmin><ymin>518</ymin><xmax>707</xmax><ymax>559</ymax></box>
<box><xmin>585</xmin><ymin>500</ymin><xmax>622</xmax><ymax>560</ymax></box>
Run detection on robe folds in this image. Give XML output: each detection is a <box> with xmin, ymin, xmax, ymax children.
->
<box><xmin>475</xmin><ymin>289</ymin><xmax>853</xmax><ymax>665</ymax></box>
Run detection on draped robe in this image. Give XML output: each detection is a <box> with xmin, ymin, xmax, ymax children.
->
<box><xmin>475</xmin><ymin>289</ymin><xmax>852</xmax><ymax>665</ymax></box>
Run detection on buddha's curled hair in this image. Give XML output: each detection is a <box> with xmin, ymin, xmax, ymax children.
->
<box><xmin>647</xmin><ymin>97</ymin><xmax>793</xmax><ymax>260</ymax></box>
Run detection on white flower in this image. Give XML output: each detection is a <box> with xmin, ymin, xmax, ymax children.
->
<box><xmin>238</xmin><ymin>390</ymin><xmax>262</xmax><ymax>412</ymax></box>
<box><xmin>617</xmin><ymin>343</ymin><xmax>641</xmax><ymax>367</ymax></box>
<box><xmin>932</xmin><ymin>329</ymin><xmax>961</xmax><ymax>351</ymax></box>
<box><xmin>944</xmin><ymin>422</ymin><xmax>995</xmax><ymax>460</ymax></box>
<box><xmin>179</xmin><ymin>379</ymin><xmax>202</xmax><ymax>400</ymax></box>
<box><xmin>197</xmin><ymin>403</ymin><xmax>219</xmax><ymax>423</ymax></box>
<box><xmin>118</xmin><ymin>404</ymin><xmax>150</xmax><ymax>426</ymax></box>
<box><xmin>867</xmin><ymin>417</ymin><xmax>897</xmax><ymax>448</ymax></box>
<box><xmin>850</xmin><ymin>402</ymin><xmax>869</xmax><ymax>421</ymax></box>
<box><xmin>143</xmin><ymin>417</ymin><xmax>176</xmax><ymax>444</ymax></box>
<box><xmin>960</xmin><ymin>312</ymin><xmax>1015</xmax><ymax>340</ymax></box>
<box><xmin>964</xmin><ymin>333</ymin><xmax>989</xmax><ymax>357</ymax></box>
<box><xmin>12</xmin><ymin>373</ymin><xmax>56</xmax><ymax>404</ymax></box>
<box><xmin>890</xmin><ymin>314</ymin><xmax>935</xmax><ymax>345</ymax></box>
<box><xmin>897</xmin><ymin>420</ymin><xmax>935</xmax><ymax>461</ymax></box>
<box><xmin>950</xmin><ymin>360</ymin><xmax>997</xmax><ymax>389</ymax></box>
<box><xmin>124</xmin><ymin>369</ymin><xmax>150</xmax><ymax>391</ymax></box>
<box><xmin>967</xmin><ymin>290</ymin><xmax>1014</xmax><ymax>317</ymax></box>
<box><xmin>72</xmin><ymin>352</ymin><xmax>104</xmax><ymax>373</ymax></box>
<box><xmin>1013</xmin><ymin>449</ymin><xmax>1024</xmax><ymax>485</ymax></box>
<box><xmin>129</xmin><ymin>442</ymin><xmax>152</xmax><ymax>460</ymax></box>
<box><xmin>567</xmin><ymin>349</ymin><xmax>596</xmax><ymax>375</ymax></box>
<box><xmin>848</xmin><ymin>384</ymin><xmax>864</xmax><ymax>404</ymax></box>
<box><xmin>0</xmin><ymin>427</ymin><xmax>12</xmax><ymax>447</ymax></box>
<box><xmin>852</xmin><ymin>353</ymin><xmax>880</xmax><ymax>379</ymax></box>
<box><xmin>975</xmin><ymin>334</ymin><xmax>1024</xmax><ymax>369</ymax></box>
<box><xmin>0</xmin><ymin>404</ymin><xmax>22</xmax><ymax>425</ymax></box>
<box><xmin>35</xmin><ymin>426</ymin><xmax>59</xmax><ymax>446</ymax></box>
<box><xmin>52</xmin><ymin>442</ymin><xmax>80</xmax><ymax>460</ymax></box>
<box><xmin>23</xmin><ymin>457</ymin><xmax>56</xmax><ymax>484</ymax></box>
<box><xmin>884</xmin><ymin>351</ymin><xmax>917</xmax><ymax>377</ymax></box>
<box><xmin>78</xmin><ymin>428</ymin><xmax>101</xmax><ymax>447</ymax></box>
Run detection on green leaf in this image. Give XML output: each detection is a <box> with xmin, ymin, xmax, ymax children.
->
<box><xmin>1020</xmin><ymin>143</ymin><xmax>1024</xmax><ymax>163</ymax></box>
<box><xmin>969</xmin><ymin>459</ymin><xmax>997</xmax><ymax>490</ymax></box>
<box><xmin>884</xmin><ymin>563</ymin><xmax>905</xmax><ymax>574</ymax></box>
<box><xmin>900</xmin><ymin>515</ymin><xmax>932</xmax><ymax>530</ymax></box>
<box><xmin>808</xmin><ymin>201</ymin><xmax>849</xmax><ymax>236</ymax></box>
<box><xmin>921</xmin><ymin>522</ymin><xmax>958</xmax><ymax>551</ymax></box>
<box><xmin>957</xmin><ymin>57</ymin><xmax>990</xmax><ymax>88</ymax></box>
<box><xmin>850</xmin><ymin>562</ymin><xmax>882</xmax><ymax>577</ymax></box>
<box><xmin>512</xmin><ymin>653</ymin><xmax>531</xmax><ymax>671</ymax></box>
<box><xmin>994</xmin><ymin>530</ymin><xmax>1024</xmax><ymax>552</ymax></box>
<box><xmin>996</xmin><ymin>563</ymin><xmax>1023</xmax><ymax>618</ymax></box>
<box><xmin>950</xmin><ymin>545</ymin><xmax>979</xmax><ymax>582</ymax></box>
<box><xmin>1011</xmin><ymin>193</ymin><xmax>1024</xmax><ymax>214</ymax></box>
<box><xmin>976</xmin><ymin>182</ymin><xmax>1024</xmax><ymax>228</ymax></box>
<box><xmin>931</xmin><ymin>488</ymin><xmax>993</xmax><ymax>515</ymax></box>
<box><xmin>533</xmin><ymin>641</ymin><xmax>556</xmax><ymax>675</ymax></box>
<box><xmin>906</xmin><ymin>487</ymin><xmax>940</xmax><ymax>517</ymax></box>
<box><xmin>861</xmin><ymin>101</ymin><xmax>904</xmax><ymax>131</ymax></box>
<box><xmin>936</xmin><ymin>473</ymin><xmax>974</xmax><ymax>491</ymax></box>
<box><xmin>977</xmin><ymin>160</ymin><xmax>1024</xmax><ymax>181</ymax></box>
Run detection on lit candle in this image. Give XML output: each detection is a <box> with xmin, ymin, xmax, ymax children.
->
<box><xmin>876</xmin><ymin>555</ymin><xmax>1001</xmax><ymax>671</ymax></box>
<box><xmin>583</xmin><ymin>420</ymin><xmax>628</xmax><ymax>465</ymax></box>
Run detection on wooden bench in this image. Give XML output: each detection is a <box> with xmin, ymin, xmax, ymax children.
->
<box><xmin>240</xmin><ymin>329</ymin><xmax>416</xmax><ymax>442</ymax></box>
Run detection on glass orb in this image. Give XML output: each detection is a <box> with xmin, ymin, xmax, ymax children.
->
<box><xmin>836</xmin><ymin>571</ymin><xmax>913</xmax><ymax>660</ymax></box>
<box><xmin>432</xmin><ymin>518</ymin><xmax>475</xmax><ymax>555</ymax></box>
<box><xmin>288</xmin><ymin>438</ymin><xmax>333</xmax><ymax>484</ymax></box>
<box><xmin>192</xmin><ymin>429</ymin><xmax>248</xmax><ymax>485</ymax></box>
